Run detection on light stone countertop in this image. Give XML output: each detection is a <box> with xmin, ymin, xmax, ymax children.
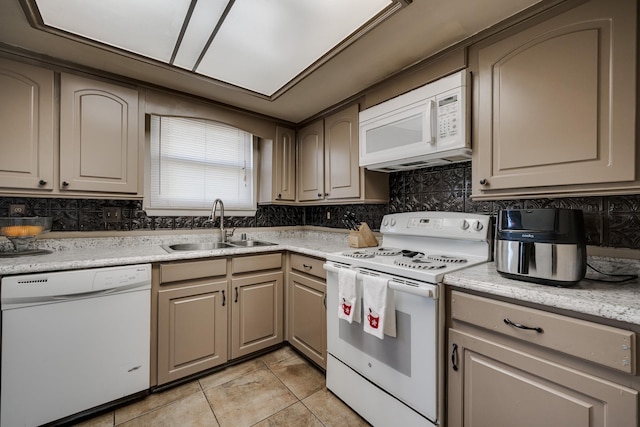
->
<box><xmin>4</xmin><ymin>230</ymin><xmax>640</xmax><ymax>327</ymax></box>
<box><xmin>443</xmin><ymin>258</ymin><xmax>640</xmax><ymax>327</ymax></box>
<box><xmin>0</xmin><ymin>229</ymin><xmax>352</xmax><ymax>276</ymax></box>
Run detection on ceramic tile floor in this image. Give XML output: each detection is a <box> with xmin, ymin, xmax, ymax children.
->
<box><xmin>76</xmin><ymin>346</ymin><xmax>370</xmax><ymax>427</ymax></box>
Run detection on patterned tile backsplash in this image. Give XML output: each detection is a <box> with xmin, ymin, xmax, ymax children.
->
<box><xmin>3</xmin><ymin>161</ymin><xmax>640</xmax><ymax>249</ymax></box>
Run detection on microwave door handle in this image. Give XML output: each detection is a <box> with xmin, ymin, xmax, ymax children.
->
<box><xmin>426</xmin><ymin>99</ymin><xmax>436</xmax><ymax>144</ymax></box>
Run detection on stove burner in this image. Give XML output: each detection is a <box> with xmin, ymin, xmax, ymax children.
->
<box><xmin>342</xmin><ymin>250</ymin><xmax>374</xmax><ymax>259</ymax></box>
<box><xmin>394</xmin><ymin>258</ymin><xmax>447</xmax><ymax>270</ymax></box>
<box><xmin>401</xmin><ymin>250</ymin><xmax>424</xmax><ymax>258</ymax></box>
<box><xmin>427</xmin><ymin>255</ymin><xmax>468</xmax><ymax>264</ymax></box>
<box><xmin>367</xmin><ymin>247</ymin><xmax>402</xmax><ymax>256</ymax></box>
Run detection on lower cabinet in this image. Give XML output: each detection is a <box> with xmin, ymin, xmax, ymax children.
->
<box><xmin>447</xmin><ymin>290</ymin><xmax>639</xmax><ymax>426</ymax></box>
<box><xmin>287</xmin><ymin>253</ymin><xmax>327</xmax><ymax>369</ymax></box>
<box><xmin>155</xmin><ymin>258</ymin><xmax>229</xmax><ymax>386</ymax></box>
<box><xmin>231</xmin><ymin>271</ymin><xmax>284</xmax><ymax>359</ymax></box>
<box><xmin>157</xmin><ymin>280</ymin><xmax>228</xmax><ymax>385</ymax></box>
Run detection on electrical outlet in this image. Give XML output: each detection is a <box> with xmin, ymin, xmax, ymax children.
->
<box><xmin>9</xmin><ymin>204</ymin><xmax>27</xmax><ymax>216</ymax></box>
<box><xmin>103</xmin><ymin>207</ymin><xmax>122</xmax><ymax>223</ymax></box>
<box><xmin>326</xmin><ymin>211</ymin><xmax>331</xmax><ymax>220</ymax></box>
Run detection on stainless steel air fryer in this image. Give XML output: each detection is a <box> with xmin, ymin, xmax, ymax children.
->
<box><xmin>495</xmin><ymin>209</ymin><xmax>586</xmax><ymax>286</ymax></box>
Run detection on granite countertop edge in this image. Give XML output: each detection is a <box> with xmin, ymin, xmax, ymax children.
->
<box><xmin>0</xmin><ymin>230</ymin><xmax>352</xmax><ymax>276</ymax></box>
<box><xmin>444</xmin><ymin>259</ymin><xmax>640</xmax><ymax>327</ymax></box>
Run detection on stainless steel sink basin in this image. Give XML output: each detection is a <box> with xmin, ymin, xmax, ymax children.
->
<box><xmin>162</xmin><ymin>242</ymin><xmax>235</xmax><ymax>252</ymax></box>
<box><xmin>229</xmin><ymin>240</ymin><xmax>277</xmax><ymax>247</ymax></box>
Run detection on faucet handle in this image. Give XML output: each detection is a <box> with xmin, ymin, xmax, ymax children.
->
<box><xmin>225</xmin><ymin>228</ymin><xmax>236</xmax><ymax>239</ymax></box>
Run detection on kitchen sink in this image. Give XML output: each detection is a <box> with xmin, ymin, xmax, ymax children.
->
<box><xmin>229</xmin><ymin>240</ymin><xmax>277</xmax><ymax>247</ymax></box>
<box><xmin>162</xmin><ymin>242</ymin><xmax>235</xmax><ymax>252</ymax></box>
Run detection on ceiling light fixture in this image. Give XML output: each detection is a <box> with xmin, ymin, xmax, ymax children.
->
<box><xmin>23</xmin><ymin>0</ymin><xmax>408</xmax><ymax>99</ymax></box>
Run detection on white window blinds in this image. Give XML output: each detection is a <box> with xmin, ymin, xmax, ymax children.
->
<box><xmin>147</xmin><ymin>115</ymin><xmax>255</xmax><ymax>214</ymax></box>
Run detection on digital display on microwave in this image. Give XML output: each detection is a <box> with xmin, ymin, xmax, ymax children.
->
<box><xmin>438</xmin><ymin>95</ymin><xmax>457</xmax><ymax>107</ymax></box>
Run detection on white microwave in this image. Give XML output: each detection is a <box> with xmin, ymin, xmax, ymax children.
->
<box><xmin>359</xmin><ymin>70</ymin><xmax>470</xmax><ymax>172</ymax></box>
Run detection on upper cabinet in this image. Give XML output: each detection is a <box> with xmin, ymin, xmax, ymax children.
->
<box><xmin>297</xmin><ymin>103</ymin><xmax>389</xmax><ymax>204</ymax></box>
<box><xmin>0</xmin><ymin>60</ymin><xmax>142</xmax><ymax>198</ymax></box>
<box><xmin>297</xmin><ymin>119</ymin><xmax>325</xmax><ymax>201</ymax></box>
<box><xmin>60</xmin><ymin>73</ymin><xmax>140</xmax><ymax>194</ymax></box>
<box><xmin>0</xmin><ymin>58</ymin><xmax>55</xmax><ymax>192</ymax></box>
<box><xmin>471</xmin><ymin>0</ymin><xmax>637</xmax><ymax>199</ymax></box>
<box><xmin>258</xmin><ymin>126</ymin><xmax>296</xmax><ymax>203</ymax></box>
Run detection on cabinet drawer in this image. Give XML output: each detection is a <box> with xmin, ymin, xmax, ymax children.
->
<box><xmin>232</xmin><ymin>253</ymin><xmax>282</xmax><ymax>274</ymax></box>
<box><xmin>290</xmin><ymin>253</ymin><xmax>326</xmax><ymax>280</ymax></box>
<box><xmin>450</xmin><ymin>291</ymin><xmax>635</xmax><ymax>374</ymax></box>
<box><xmin>160</xmin><ymin>258</ymin><xmax>227</xmax><ymax>283</ymax></box>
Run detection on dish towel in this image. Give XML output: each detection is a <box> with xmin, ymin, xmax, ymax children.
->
<box><xmin>362</xmin><ymin>275</ymin><xmax>397</xmax><ymax>339</ymax></box>
<box><xmin>337</xmin><ymin>268</ymin><xmax>360</xmax><ymax>323</ymax></box>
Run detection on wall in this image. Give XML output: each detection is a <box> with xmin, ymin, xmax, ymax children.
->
<box><xmin>2</xmin><ymin>161</ymin><xmax>639</xmax><ymax>249</ymax></box>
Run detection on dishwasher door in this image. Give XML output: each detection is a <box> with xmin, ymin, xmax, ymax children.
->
<box><xmin>1</xmin><ymin>264</ymin><xmax>151</xmax><ymax>427</ymax></box>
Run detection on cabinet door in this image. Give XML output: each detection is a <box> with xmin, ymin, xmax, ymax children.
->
<box><xmin>157</xmin><ymin>280</ymin><xmax>228</xmax><ymax>385</ymax></box>
<box><xmin>60</xmin><ymin>73</ymin><xmax>139</xmax><ymax>194</ymax></box>
<box><xmin>0</xmin><ymin>58</ymin><xmax>54</xmax><ymax>191</ymax></box>
<box><xmin>324</xmin><ymin>104</ymin><xmax>360</xmax><ymax>200</ymax></box>
<box><xmin>448</xmin><ymin>329</ymin><xmax>638</xmax><ymax>427</ymax></box>
<box><xmin>231</xmin><ymin>271</ymin><xmax>283</xmax><ymax>359</ymax></box>
<box><xmin>289</xmin><ymin>271</ymin><xmax>326</xmax><ymax>368</ymax></box>
<box><xmin>275</xmin><ymin>126</ymin><xmax>296</xmax><ymax>201</ymax></box>
<box><xmin>297</xmin><ymin>120</ymin><xmax>324</xmax><ymax>201</ymax></box>
<box><xmin>473</xmin><ymin>0</ymin><xmax>636</xmax><ymax>197</ymax></box>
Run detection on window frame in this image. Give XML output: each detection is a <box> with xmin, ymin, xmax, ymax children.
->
<box><xmin>143</xmin><ymin>114</ymin><xmax>258</xmax><ymax>217</ymax></box>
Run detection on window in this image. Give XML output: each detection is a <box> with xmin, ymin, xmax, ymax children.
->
<box><xmin>145</xmin><ymin>115</ymin><xmax>256</xmax><ymax>216</ymax></box>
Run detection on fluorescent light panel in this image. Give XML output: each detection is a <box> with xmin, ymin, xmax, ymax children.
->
<box><xmin>35</xmin><ymin>0</ymin><xmax>392</xmax><ymax>96</ymax></box>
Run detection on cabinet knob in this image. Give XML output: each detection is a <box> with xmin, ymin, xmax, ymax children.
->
<box><xmin>38</xmin><ymin>179</ymin><xmax>47</xmax><ymax>186</ymax></box>
<box><xmin>62</xmin><ymin>181</ymin><xmax>70</xmax><ymax>187</ymax></box>
<box><xmin>277</xmin><ymin>193</ymin><xmax>281</xmax><ymax>199</ymax></box>
<box><xmin>317</xmin><ymin>193</ymin><xmax>322</xmax><ymax>197</ymax></box>
<box><xmin>479</xmin><ymin>179</ymin><xmax>488</xmax><ymax>186</ymax></box>
<box><xmin>324</xmin><ymin>193</ymin><xmax>329</xmax><ymax>197</ymax></box>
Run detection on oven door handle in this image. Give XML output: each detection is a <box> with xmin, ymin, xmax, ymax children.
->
<box><xmin>324</xmin><ymin>264</ymin><xmax>439</xmax><ymax>300</ymax></box>
<box><xmin>388</xmin><ymin>281</ymin><xmax>439</xmax><ymax>299</ymax></box>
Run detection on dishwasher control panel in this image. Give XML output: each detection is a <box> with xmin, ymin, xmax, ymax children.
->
<box><xmin>1</xmin><ymin>264</ymin><xmax>151</xmax><ymax>307</ymax></box>
<box><xmin>93</xmin><ymin>265</ymin><xmax>151</xmax><ymax>291</ymax></box>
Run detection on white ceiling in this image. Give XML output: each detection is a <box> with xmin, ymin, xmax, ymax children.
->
<box><xmin>0</xmin><ymin>0</ymin><xmax>542</xmax><ymax>123</ymax></box>
<box><xmin>32</xmin><ymin>0</ymin><xmax>393</xmax><ymax>96</ymax></box>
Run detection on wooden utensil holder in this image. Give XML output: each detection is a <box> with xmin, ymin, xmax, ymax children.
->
<box><xmin>348</xmin><ymin>223</ymin><xmax>379</xmax><ymax>248</ymax></box>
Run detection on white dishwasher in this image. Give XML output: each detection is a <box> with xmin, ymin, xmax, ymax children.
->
<box><xmin>1</xmin><ymin>264</ymin><xmax>152</xmax><ymax>427</ymax></box>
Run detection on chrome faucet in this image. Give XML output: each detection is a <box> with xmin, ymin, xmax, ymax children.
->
<box><xmin>208</xmin><ymin>198</ymin><xmax>234</xmax><ymax>242</ymax></box>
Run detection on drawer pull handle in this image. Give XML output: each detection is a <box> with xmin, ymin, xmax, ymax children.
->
<box><xmin>222</xmin><ymin>290</ymin><xmax>226</xmax><ymax>307</ymax></box>
<box><xmin>303</xmin><ymin>264</ymin><xmax>313</xmax><ymax>270</ymax></box>
<box><xmin>504</xmin><ymin>318</ymin><xmax>543</xmax><ymax>333</ymax></box>
<box><xmin>235</xmin><ymin>287</ymin><xmax>239</xmax><ymax>303</ymax></box>
<box><xmin>451</xmin><ymin>343</ymin><xmax>459</xmax><ymax>371</ymax></box>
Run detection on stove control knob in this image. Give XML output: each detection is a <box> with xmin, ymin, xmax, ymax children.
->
<box><xmin>390</xmin><ymin>219</ymin><xmax>397</xmax><ymax>227</ymax></box>
<box><xmin>460</xmin><ymin>219</ymin><xmax>470</xmax><ymax>230</ymax></box>
<box><xmin>382</xmin><ymin>219</ymin><xmax>389</xmax><ymax>227</ymax></box>
<box><xmin>473</xmin><ymin>221</ymin><xmax>484</xmax><ymax>231</ymax></box>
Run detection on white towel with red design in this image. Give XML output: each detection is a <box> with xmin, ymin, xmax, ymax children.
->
<box><xmin>337</xmin><ymin>268</ymin><xmax>360</xmax><ymax>323</ymax></box>
<box><xmin>362</xmin><ymin>275</ymin><xmax>396</xmax><ymax>339</ymax></box>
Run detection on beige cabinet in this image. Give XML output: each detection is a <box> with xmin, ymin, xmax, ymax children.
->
<box><xmin>471</xmin><ymin>0</ymin><xmax>637</xmax><ymax>199</ymax></box>
<box><xmin>297</xmin><ymin>119</ymin><xmax>325</xmax><ymax>201</ymax></box>
<box><xmin>60</xmin><ymin>73</ymin><xmax>140</xmax><ymax>194</ymax></box>
<box><xmin>0</xmin><ymin>58</ymin><xmax>55</xmax><ymax>192</ymax></box>
<box><xmin>288</xmin><ymin>253</ymin><xmax>326</xmax><ymax>368</ymax></box>
<box><xmin>230</xmin><ymin>253</ymin><xmax>284</xmax><ymax>359</ymax></box>
<box><xmin>156</xmin><ymin>259</ymin><xmax>229</xmax><ymax>386</ymax></box>
<box><xmin>297</xmin><ymin>103</ymin><xmax>388</xmax><ymax>204</ymax></box>
<box><xmin>258</xmin><ymin>126</ymin><xmax>296</xmax><ymax>203</ymax></box>
<box><xmin>447</xmin><ymin>290</ymin><xmax>639</xmax><ymax>426</ymax></box>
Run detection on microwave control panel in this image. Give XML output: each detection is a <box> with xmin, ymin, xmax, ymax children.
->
<box><xmin>437</xmin><ymin>93</ymin><xmax>459</xmax><ymax>140</ymax></box>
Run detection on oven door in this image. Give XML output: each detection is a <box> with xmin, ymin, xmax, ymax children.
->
<box><xmin>324</xmin><ymin>263</ymin><xmax>440</xmax><ymax>423</ymax></box>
